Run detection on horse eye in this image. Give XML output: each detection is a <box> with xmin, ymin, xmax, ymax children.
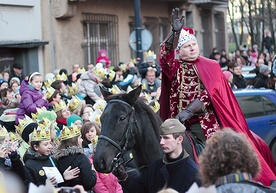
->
<box><xmin>119</xmin><ymin>116</ymin><xmax>126</xmax><ymax>122</ymax></box>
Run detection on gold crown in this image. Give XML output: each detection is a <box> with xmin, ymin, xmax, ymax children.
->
<box><xmin>9</xmin><ymin>132</ymin><xmax>22</xmax><ymax>142</ymax></box>
<box><xmin>119</xmin><ymin>63</ymin><xmax>127</xmax><ymax>72</ymax></box>
<box><xmin>67</xmin><ymin>83</ymin><xmax>78</xmax><ymax>97</ymax></box>
<box><xmin>53</xmin><ymin>100</ymin><xmax>67</xmax><ymax>112</ymax></box>
<box><xmin>143</xmin><ymin>92</ymin><xmax>152</xmax><ymax>104</ymax></box>
<box><xmin>145</xmin><ymin>50</ymin><xmax>156</xmax><ymax>58</ymax></box>
<box><xmin>38</xmin><ymin>118</ymin><xmax>52</xmax><ymax>130</ymax></box>
<box><xmin>44</xmin><ymin>78</ymin><xmax>55</xmax><ymax>87</ymax></box>
<box><xmin>93</xmin><ymin>99</ymin><xmax>107</xmax><ymax>112</ymax></box>
<box><xmin>56</xmin><ymin>72</ymin><xmax>68</xmax><ymax>81</ymax></box>
<box><xmin>91</xmin><ymin>135</ymin><xmax>98</xmax><ymax>149</ymax></box>
<box><xmin>77</xmin><ymin>67</ymin><xmax>86</xmax><ymax>75</ymax></box>
<box><xmin>31</xmin><ymin>107</ymin><xmax>47</xmax><ymax>121</ymax></box>
<box><xmin>68</xmin><ymin>96</ymin><xmax>82</xmax><ymax>111</ymax></box>
<box><xmin>150</xmin><ymin>100</ymin><xmax>160</xmax><ymax>113</ymax></box>
<box><xmin>89</xmin><ymin>109</ymin><xmax>102</xmax><ymax>126</ymax></box>
<box><xmin>31</xmin><ymin>128</ymin><xmax>51</xmax><ymax>141</ymax></box>
<box><xmin>60</xmin><ymin>125</ymin><xmax>81</xmax><ymax>141</ymax></box>
<box><xmin>142</xmin><ymin>83</ymin><xmax>147</xmax><ymax>90</ymax></box>
<box><xmin>110</xmin><ymin>85</ymin><xmax>122</xmax><ymax>95</ymax></box>
<box><xmin>0</xmin><ymin>125</ymin><xmax>8</xmax><ymax>137</ymax></box>
<box><xmin>15</xmin><ymin>115</ymin><xmax>36</xmax><ymax>136</ymax></box>
<box><xmin>106</xmin><ymin>69</ymin><xmax>116</xmax><ymax>82</ymax></box>
<box><xmin>130</xmin><ymin>58</ymin><xmax>137</xmax><ymax>64</ymax></box>
<box><xmin>92</xmin><ymin>63</ymin><xmax>106</xmax><ymax>79</ymax></box>
<box><xmin>46</xmin><ymin>86</ymin><xmax>56</xmax><ymax>99</ymax></box>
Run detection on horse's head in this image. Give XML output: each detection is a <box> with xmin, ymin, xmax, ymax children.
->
<box><xmin>93</xmin><ymin>85</ymin><xmax>142</xmax><ymax>173</ymax></box>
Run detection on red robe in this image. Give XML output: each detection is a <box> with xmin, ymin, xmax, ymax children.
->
<box><xmin>159</xmin><ymin>46</ymin><xmax>276</xmax><ymax>186</ymax></box>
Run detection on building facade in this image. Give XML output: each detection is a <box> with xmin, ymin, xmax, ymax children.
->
<box><xmin>0</xmin><ymin>0</ymin><xmax>228</xmax><ymax>76</ymax></box>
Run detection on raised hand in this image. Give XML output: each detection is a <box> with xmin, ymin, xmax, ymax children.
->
<box><xmin>63</xmin><ymin>166</ymin><xmax>80</xmax><ymax>180</ymax></box>
<box><xmin>171</xmin><ymin>8</ymin><xmax>184</xmax><ymax>32</ymax></box>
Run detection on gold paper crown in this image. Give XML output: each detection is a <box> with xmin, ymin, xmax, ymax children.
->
<box><xmin>143</xmin><ymin>92</ymin><xmax>152</xmax><ymax>104</ymax></box>
<box><xmin>31</xmin><ymin>107</ymin><xmax>47</xmax><ymax>121</ymax></box>
<box><xmin>53</xmin><ymin>100</ymin><xmax>67</xmax><ymax>112</ymax></box>
<box><xmin>119</xmin><ymin>63</ymin><xmax>127</xmax><ymax>72</ymax></box>
<box><xmin>106</xmin><ymin>69</ymin><xmax>116</xmax><ymax>82</ymax></box>
<box><xmin>130</xmin><ymin>58</ymin><xmax>137</xmax><ymax>64</ymax></box>
<box><xmin>91</xmin><ymin>135</ymin><xmax>98</xmax><ymax>149</ymax></box>
<box><xmin>68</xmin><ymin>96</ymin><xmax>82</xmax><ymax>111</ymax></box>
<box><xmin>44</xmin><ymin>78</ymin><xmax>55</xmax><ymax>87</ymax></box>
<box><xmin>67</xmin><ymin>83</ymin><xmax>78</xmax><ymax>97</ymax></box>
<box><xmin>0</xmin><ymin>125</ymin><xmax>8</xmax><ymax>137</ymax></box>
<box><xmin>31</xmin><ymin>128</ymin><xmax>51</xmax><ymax>141</ymax></box>
<box><xmin>9</xmin><ymin>132</ymin><xmax>22</xmax><ymax>142</ymax></box>
<box><xmin>93</xmin><ymin>99</ymin><xmax>107</xmax><ymax>112</ymax></box>
<box><xmin>77</xmin><ymin>67</ymin><xmax>86</xmax><ymax>75</ymax></box>
<box><xmin>38</xmin><ymin>118</ymin><xmax>52</xmax><ymax>130</ymax></box>
<box><xmin>150</xmin><ymin>100</ymin><xmax>160</xmax><ymax>113</ymax></box>
<box><xmin>15</xmin><ymin>115</ymin><xmax>36</xmax><ymax>136</ymax></box>
<box><xmin>89</xmin><ymin>109</ymin><xmax>102</xmax><ymax>126</ymax></box>
<box><xmin>110</xmin><ymin>85</ymin><xmax>122</xmax><ymax>95</ymax></box>
<box><xmin>145</xmin><ymin>50</ymin><xmax>156</xmax><ymax>58</ymax></box>
<box><xmin>92</xmin><ymin>63</ymin><xmax>106</xmax><ymax>79</ymax></box>
<box><xmin>142</xmin><ymin>83</ymin><xmax>147</xmax><ymax>90</ymax></box>
<box><xmin>56</xmin><ymin>72</ymin><xmax>68</xmax><ymax>81</ymax></box>
<box><xmin>46</xmin><ymin>86</ymin><xmax>56</xmax><ymax>99</ymax></box>
<box><xmin>60</xmin><ymin>125</ymin><xmax>81</xmax><ymax>141</ymax></box>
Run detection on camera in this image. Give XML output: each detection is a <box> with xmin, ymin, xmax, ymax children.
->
<box><xmin>59</xmin><ymin>187</ymin><xmax>80</xmax><ymax>193</ymax></box>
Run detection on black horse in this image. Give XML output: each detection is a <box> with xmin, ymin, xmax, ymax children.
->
<box><xmin>93</xmin><ymin>85</ymin><xmax>163</xmax><ymax>173</ymax></box>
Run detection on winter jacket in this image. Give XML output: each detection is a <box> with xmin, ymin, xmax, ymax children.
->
<box><xmin>23</xmin><ymin>148</ymin><xmax>54</xmax><ymax>186</ymax></box>
<box><xmin>16</xmin><ymin>80</ymin><xmax>48</xmax><ymax>124</ymax></box>
<box><xmin>54</xmin><ymin>146</ymin><xmax>96</xmax><ymax>191</ymax></box>
<box><xmin>233</xmin><ymin>73</ymin><xmax>247</xmax><ymax>88</ymax></box>
<box><xmin>138</xmin><ymin>62</ymin><xmax>161</xmax><ymax>79</ymax></box>
<box><xmin>254</xmin><ymin>74</ymin><xmax>270</xmax><ymax>88</ymax></box>
<box><xmin>78</xmin><ymin>71</ymin><xmax>102</xmax><ymax>103</ymax></box>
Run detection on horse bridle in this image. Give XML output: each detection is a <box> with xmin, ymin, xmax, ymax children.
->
<box><xmin>98</xmin><ymin>99</ymin><xmax>138</xmax><ymax>168</ymax></box>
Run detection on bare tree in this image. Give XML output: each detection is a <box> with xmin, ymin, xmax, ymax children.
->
<box><xmin>228</xmin><ymin>0</ymin><xmax>239</xmax><ymax>48</ymax></box>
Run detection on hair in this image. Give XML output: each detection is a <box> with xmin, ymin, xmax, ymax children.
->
<box><xmin>56</xmin><ymin>109</ymin><xmax>67</xmax><ymax>120</ymax></box>
<box><xmin>47</xmin><ymin>90</ymin><xmax>60</xmax><ymax>103</ymax></box>
<box><xmin>51</xmin><ymin>80</ymin><xmax>63</xmax><ymax>90</ymax></box>
<box><xmin>0</xmin><ymin>88</ymin><xmax>12</xmax><ymax>100</ymax></box>
<box><xmin>80</xmin><ymin>104</ymin><xmax>94</xmax><ymax>117</ymax></box>
<box><xmin>58</xmin><ymin>135</ymin><xmax>79</xmax><ymax>149</ymax></box>
<box><xmin>10</xmin><ymin>81</ymin><xmax>19</xmax><ymax>89</ymax></box>
<box><xmin>81</xmin><ymin>122</ymin><xmax>100</xmax><ymax>147</ymax></box>
<box><xmin>30</xmin><ymin>141</ymin><xmax>42</xmax><ymax>151</ymax></box>
<box><xmin>1</xmin><ymin>71</ymin><xmax>9</xmax><ymax>77</ymax></box>
<box><xmin>198</xmin><ymin>128</ymin><xmax>260</xmax><ymax>186</ymax></box>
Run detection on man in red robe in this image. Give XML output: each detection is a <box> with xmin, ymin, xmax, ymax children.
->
<box><xmin>159</xmin><ymin>7</ymin><xmax>276</xmax><ymax>186</ymax></box>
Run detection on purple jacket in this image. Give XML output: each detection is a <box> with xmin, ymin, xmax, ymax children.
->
<box><xmin>16</xmin><ymin>80</ymin><xmax>48</xmax><ymax>124</ymax></box>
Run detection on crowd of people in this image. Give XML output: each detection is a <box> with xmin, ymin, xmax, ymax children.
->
<box><xmin>0</xmin><ymin>7</ymin><xmax>276</xmax><ymax>193</ymax></box>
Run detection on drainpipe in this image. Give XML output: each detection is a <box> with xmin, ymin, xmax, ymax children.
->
<box><xmin>134</xmin><ymin>0</ymin><xmax>143</xmax><ymax>65</ymax></box>
<box><xmin>49</xmin><ymin>0</ymin><xmax>55</xmax><ymax>71</ymax></box>
<box><xmin>87</xmin><ymin>22</ymin><xmax>91</xmax><ymax>64</ymax></box>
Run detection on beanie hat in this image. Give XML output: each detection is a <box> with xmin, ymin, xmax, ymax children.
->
<box><xmin>22</xmin><ymin>122</ymin><xmax>38</xmax><ymax>143</ymax></box>
<box><xmin>0</xmin><ymin>79</ymin><xmax>7</xmax><ymax>87</ymax></box>
<box><xmin>259</xmin><ymin>64</ymin><xmax>270</xmax><ymax>74</ymax></box>
<box><xmin>37</xmin><ymin>110</ymin><xmax>57</xmax><ymax>122</ymax></box>
<box><xmin>177</xmin><ymin>28</ymin><xmax>197</xmax><ymax>50</ymax></box>
<box><xmin>223</xmin><ymin>71</ymin><xmax>233</xmax><ymax>81</ymax></box>
<box><xmin>66</xmin><ymin>114</ymin><xmax>84</xmax><ymax>127</ymax></box>
<box><xmin>160</xmin><ymin>118</ymin><xmax>186</xmax><ymax>135</ymax></box>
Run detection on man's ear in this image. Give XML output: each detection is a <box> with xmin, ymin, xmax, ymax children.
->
<box><xmin>178</xmin><ymin>135</ymin><xmax>184</xmax><ymax>144</ymax></box>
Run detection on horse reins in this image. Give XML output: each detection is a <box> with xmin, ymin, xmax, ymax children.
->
<box><xmin>98</xmin><ymin>99</ymin><xmax>138</xmax><ymax>168</ymax></box>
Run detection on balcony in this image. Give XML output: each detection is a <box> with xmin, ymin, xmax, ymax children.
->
<box><xmin>190</xmin><ymin>0</ymin><xmax>228</xmax><ymax>6</ymax></box>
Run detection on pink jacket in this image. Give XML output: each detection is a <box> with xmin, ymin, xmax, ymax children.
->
<box><xmin>89</xmin><ymin>156</ymin><xmax>123</xmax><ymax>193</ymax></box>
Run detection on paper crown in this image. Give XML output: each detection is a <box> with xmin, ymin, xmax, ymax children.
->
<box><xmin>89</xmin><ymin>108</ymin><xmax>102</xmax><ymax>126</ymax></box>
<box><xmin>60</xmin><ymin>125</ymin><xmax>81</xmax><ymax>141</ymax></box>
<box><xmin>77</xmin><ymin>67</ymin><xmax>86</xmax><ymax>75</ymax></box>
<box><xmin>145</xmin><ymin>50</ymin><xmax>156</xmax><ymax>58</ymax></box>
<box><xmin>91</xmin><ymin>135</ymin><xmax>98</xmax><ymax>149</ymax></box>
<box><xmin>38</xmin><ymin>118</ymin><xmax>52</xmax><ymax>130</ymax></box>
<box><xmin>15</xmin><ymin>115</ymin><xmax>36</xmax><ymax>136</ymax></box>
<box><xmin>31</xmin><ymin>127</ymin><xmax>51</xmax><ymax>141</ymax></box>
<box><xmin>53</xmin><ymin>100</ymin><xmax>67</xmax><ymax>112</ymax></box>
<box><xmin>67</xmin><ymin>82</ymin><xmax>78</xmax><ymax>97</ymax></box>
<box><xmin>130</xmin><ymin>58</ymin><xmax>137</xmax><ymax>64</ymax></box>
<box><xmin>110</xmin><ymin>85</ymin><xmax>122</xmax><ymax>95</ymax></box>
<box><xmin>119</xmin><ymin>63</ymin><xmax>127</xmax><ymax>72</ymax></box>
<box><xmin>177</xmin><ymin>28</ymin><xmax>197</xmax><ymax>50</ymax></box>
<box><xmin>150</xmin><ymin>100</ymin><xmax>160</xmax><ymax>113</ymax></box>
<box><xmin>68</xmin><ymin>96</ymin><xmax>82</xmax><ymax>111</ymax></box>
<box><xmin>56</xmin><ymin>72</ymin><xmax>68</xmax><ymax>81</ymax></box>
<box><xmin>0</xmin><ymin>125</ymin><xmax>8</xmax><ymax>137</ymax></box>
<box><xmin>9</xmin><ymin>132</ymin><xmax>22</xmax><ymax>142</ymax></box>
<box><xmin>93</xmin><ymin>99</ymin><xmax>107</xmax><ymax>112</ymax></box>
<box><xmin>44</xmin><ymin>78</ymin><xmax>55</xmax><ymax>88</ymax></box>
<box><xmin>92</xmin><ymin>63</ymin><xmax>106</xmax><ymax>79</ymax></box>
<box><xmin>46</xmin><ymin>86</ymin><xmax>56</xmax><ymax>99</ymax></box>
<box><xmin>31</xmin><ymin>107</ymin><xmax>48</xmax><ymax>121</ymax></box>
<box><xmin>106</xmin><ymin>69</ymin><xmax>116</xmax><ymax>82</ymax></box>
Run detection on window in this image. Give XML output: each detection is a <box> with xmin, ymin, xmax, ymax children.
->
<box><xmin>236</xmin><ymin>95</ymin><xmax>276</xmax><ymax>118</ymax></box>
<box><xmin>82</xmin><ymin>13</ymin><xmax>118</xmax><ymax>66</ymax></box>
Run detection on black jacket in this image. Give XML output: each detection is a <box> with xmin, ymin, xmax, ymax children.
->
<box><xmin>233</xmin><ymin>74</ymin><xmax>247</xmax><ymax>88</ymax></box>
<box><xmin>254</xmin><ymin>74</ymin><xmax>269</xmax><ymax>89</ymax></box>
<box><xmin>138</xmin><ymin>62</ymin><xmax>161</xmax><ymax>79</ymax></box>
<box><xmin>54</xmin><ymin>146</ymin><xmax>96</xmax><ymax>191</ymax></box>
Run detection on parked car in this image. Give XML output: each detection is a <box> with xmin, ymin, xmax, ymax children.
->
<box><xmin>233</xmin><ymin>89</ymin><xmax>276</xmax><ymax>163</ymax></box>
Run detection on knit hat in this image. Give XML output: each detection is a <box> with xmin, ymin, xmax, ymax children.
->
<box><xmin>223</xmin><ymin>71</ymin><xmax>233</xmax><ymax>81</ymax></box>
<box><xmin>160</xmin><ymin>118</ymin><xmax>186</xmax><ymax>135</ymax></box>
<box><xmin>177</xmin><ymin>28</ymin><xmax>197</xmax><ymax>50</ymax></box>
<box><xmin>0</xmin><ymin>79</ymin><xmax>7</xmax><ymax>87</ymax></box>
<box><xmin>259</xmin><ymin>64</ymin><xmax>270</xmax><ymax>74</ymax></box>
<box><xmin>66</xmin><ymin>114</ymin><xmax>83</xmax><ymax>127</ymax></box>
<box><xmin>36</xmin><ymin>110</ymin><xmax>57</xmax><ymax>122</ymax></box>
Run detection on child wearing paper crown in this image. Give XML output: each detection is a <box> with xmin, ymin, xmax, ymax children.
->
<box><xmin>16</xmin><ymin>72</ymin><xmax>49</xmax><ymax>124</ymax></box>
<box><xmin>54</xmin><ymin>125</ymin><xmax>96</xmax><ymax>191</ymax></box>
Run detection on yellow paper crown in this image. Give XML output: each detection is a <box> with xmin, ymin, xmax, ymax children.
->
<box><xmin>56</xmin><ymin>72</ymin><xmax>68</xmax><ymax>81</ymax></box>
<box><xmin>9</xmin><ymin>132</ymin><xmax>22</xmax><ymax>142</ymax></box>
<box><xmin>150</xmin><ymin>100</ymin><xmax>160</xmax><ymax>113</ymax></box>
<box><xmin>119</xmin><ymin>63</ymin><xmax>127</xmax><ymax>72</ymax></box>
<box><xmin>31</xmin><ymin>107</ymin><xmax>47</xmax><ymax>121</ymax></box>
<box><xmin>38</xmin><ymin>118</ymin><xmax>52</xmax><ymax>130</ymax></box>
<box><xmin>44</xmin><ymin>78</ymin><xmax>55</xmax><ymax>87</ymax></box>
<box><xmin>77</xmin><ymin>67</ymin><xmax>86</xmax><ymax>75</ymax></box>
<box><xmin>68</xmin><ymin>96</ymin><xmax>82</xmax><ymax>111</ymax></box>
<box><xmin>15</xmin><ymin>115</ymin><xmax>36</xmax><ymax>136</ymax></box>
<box><xmin>31</xmin><ymin>128</ymin><xmax>51</xmax><ymax>141</ymax></box>
<box><xmin>0</xmin><ymin>125</ymin><xmax>8</xmax><ymax>137</ymax></box>
<box><xmin>93</xmin><ymin>99</ymin><xmax>107</xmax><ymax>112</ymax></box>
<box><xmin>67</xmin><ymin>83</ymin><xmax>78</xmax><ymax>97</ymax></box>
<box><xmin>53</xmin><ymin>100</ymin><xmax>67</xmax><ymax>112</ymax></box>
<box><xmin>60</xmin><ymin>125</ymin><xmax>81</xmax><ymax>141</ymax></box>
<box><xmin>143</xmin><ymin>92</ymin><xmax>152</xmax><ymax>104</ymax></box>
<box><xmin>106</xmin><ymin>69</ymin><xmax>116</xmax><ymax>82</ymax></box>
<box><xmin>89</xmin><ymin>108</ymin><xmax>102</xmax><ymax>126</ymax></box>
<box><xmin>91</xmin><ymin>135</ymin><xmax>98</xmax><ymax>149</ymax></box>
<box><xmin>130</xmin><ymin>58</ymin><xmax>137</xmax><ymax>64</ymax></box>
<box><xmin>110</xmin><ymin>85</ymin><xmax>122</xmax><ymax>95</ymax></box>
<box><xmin>46</xmin><ymin>86</ymin><xmax>56</xmax><ymax>99</ymax></box>
<box><xmin>92</xmin><ymin>63</ymin><xmax>106</xmax><ymax>79</ymax></box>
<box><xmin>145</xmin><ymin>50</ymin><xmax>156</xmax><ymax>58</ymax></box>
